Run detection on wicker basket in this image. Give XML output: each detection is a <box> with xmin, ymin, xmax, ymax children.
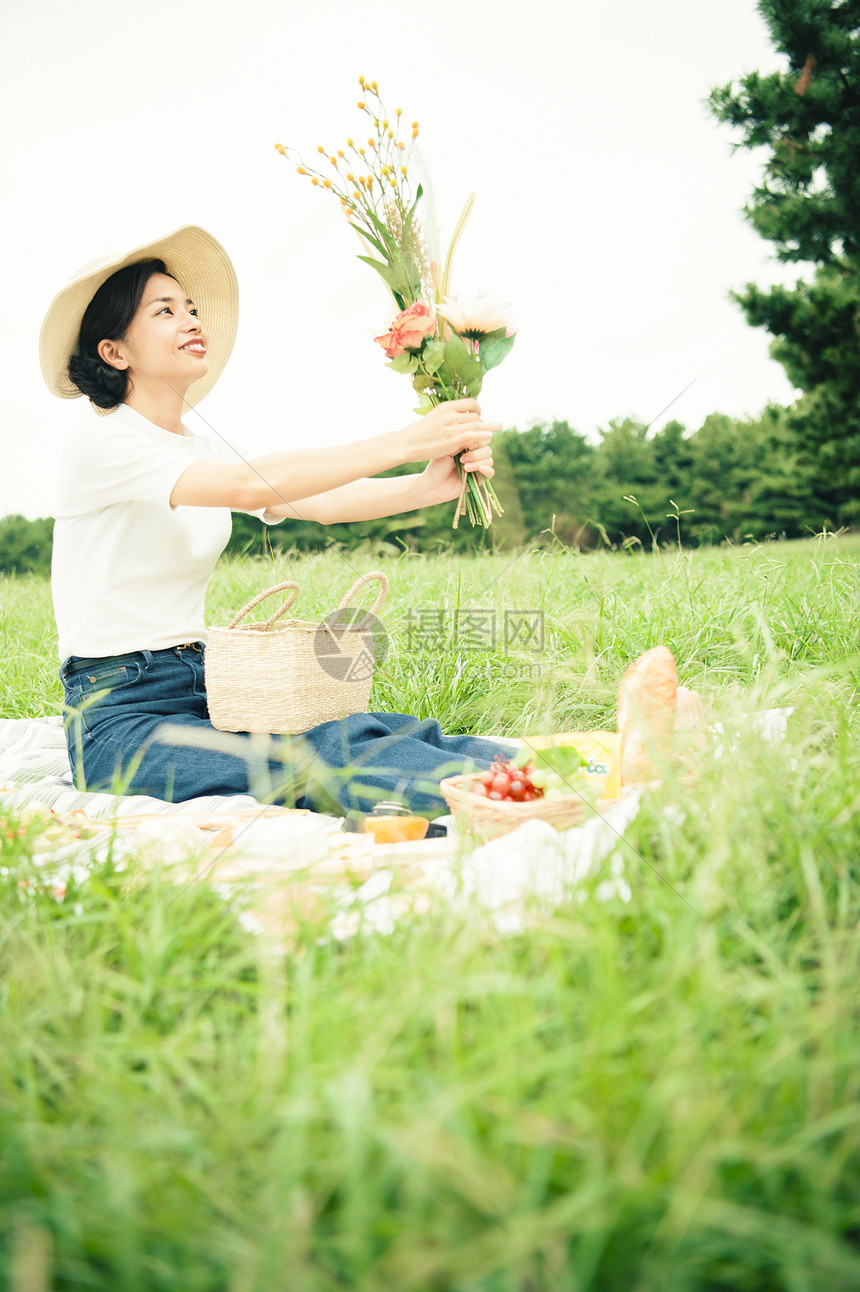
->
<box><xmin>205</xmin><ymin>571</ymin><xmax>388</xmax><ymax>735</ymax></box>
<box><xmin>438</xmin><ymin>772</ymin><xmax>590</xmax><ymax>841</ymax></box>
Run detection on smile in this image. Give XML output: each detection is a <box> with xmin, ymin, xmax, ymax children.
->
<box><xmin>180</xmin><ymin>342</ymin><xmax>206</xmax><ymax>355</ymax></box>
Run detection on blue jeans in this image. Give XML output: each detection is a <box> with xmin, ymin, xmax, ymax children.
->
<box><xmin>59</xmin><ymin>643</ymin><xmax>512</xmax><ymax>816</ymax></box>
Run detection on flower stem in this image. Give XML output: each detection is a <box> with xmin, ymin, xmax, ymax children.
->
<box><xmin>418</xmin><ymin>361</ymin><xmax>503</xmax><ymax>531</ymax></box>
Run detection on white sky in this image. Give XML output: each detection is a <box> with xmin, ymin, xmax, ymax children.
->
<box><xmin>2</xmin><ymin>0</ymin><xmax>802</xmax><ymax>520</ymax></box>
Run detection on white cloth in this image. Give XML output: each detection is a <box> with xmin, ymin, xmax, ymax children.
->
<box><xmin>51</xmin><ymin>402</ymin><xmax>283</xmax><ymax>659</ymax></box>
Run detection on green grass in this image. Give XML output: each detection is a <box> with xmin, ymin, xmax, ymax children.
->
<box><xmin>1</xmin><ymin>534</ymin><xmax>859</xmax><ymax>1289</ymax></box>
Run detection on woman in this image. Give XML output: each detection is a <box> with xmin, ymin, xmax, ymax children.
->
<box><xmin>40</xmin><ymin>224</ymin><xmax>513</xmax><ymax>816</ymax></box>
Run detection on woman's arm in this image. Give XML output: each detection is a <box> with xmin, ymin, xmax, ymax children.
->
<box><xmin>169</xmin><ymin>400</ymin><xmax>499</xmax><ymax>511</ymax></box>
<box><xmin>265</xmin><ymin>445</ymin><xmax>496</xmax><ymax>524</ymax></box>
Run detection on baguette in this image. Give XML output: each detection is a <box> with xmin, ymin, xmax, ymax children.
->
<box><xmin>617</xmin><ymin>646</ymin><xmax>678</xmax><ymax>784</ymax></box>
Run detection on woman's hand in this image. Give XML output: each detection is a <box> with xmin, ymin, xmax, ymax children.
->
<box><xmin>401</xmin><ymin>398</ymin><xmax>501</xmax><ymax>465</ymax></box>
<box><xmin>417</xmin><ymin>444</ymin><xmax>496</xmax><ymax>506</ymax></box>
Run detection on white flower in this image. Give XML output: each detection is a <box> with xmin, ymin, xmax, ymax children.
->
<box><xmin>436</xmin><ymin>290</ymin><xmax>515</xmax><ymax>341</ymax></box>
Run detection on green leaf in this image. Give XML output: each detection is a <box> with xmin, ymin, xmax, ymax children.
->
<box><xmin>412</xmin><ymin>372</ymin><xmax>437</xmax><ymax>393</ymax></box>
<box><xmin>440</xmin><ymin>192</ymin><xmax>475</xmax><ymax>300</ymax></box>
<box><xmin>403</xmin><ymin>184</ymin><xmax>424</xmax><ymax>238</ymax></box>
<box><xmin>515</xmin><ymin>741</ymin><xmax>587</xmax><ymax>780</ymax></box>
<box><xmin>439</xmin><ymin>334</ymin><xmax>483</xmax><ymax>392</ymax></box>
<box><xmin>413</xmin><ymin>393</ymin><xmax>436</xmax><ymax>416</ymax></box>
<box><xmin>349</xmin><ymin>221</ymin><xmax>393</xmax><ymax>260</ymax></box>
<box><xmin>364</xmin><ymin>205</ymin><xmax>400</xmax><ymax>247</ymax></box>
<box><xmin>387</xmin><ymin>352</ymin><xmax>419</xmax><ymax>374</ymax></box>
<box><xmin>479</xmin><ymin>331</ymin><xmax>516</xmax><ymax>373</ymax></box>
<box><xmin>423</xmin><ymin>346</ymin><xmax>446</xmax><ymax>375</ymax></box>
<box><xmin>464</xmin><ymin>377</ymin><xmax>484</xmax><ymax>398</ymax></box>
<box><xmin>356</xmin><ymin>254</ymin><xmax>402</xmax><ymax>296</ymax></box>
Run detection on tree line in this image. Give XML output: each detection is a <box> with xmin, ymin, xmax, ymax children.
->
<box><xmin>2</xmin><ymin>401</ymin><xmax>852</xmax><ymax>576</ymax></box>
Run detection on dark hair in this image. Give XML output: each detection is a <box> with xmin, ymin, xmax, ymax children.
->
<box><xmin>68</xmin><ymin>257</ymin><xmax>178</xmax><ymax>409</ymax></box>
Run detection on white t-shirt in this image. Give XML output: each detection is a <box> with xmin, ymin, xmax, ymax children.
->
<box><xmin>52</xmin><ymin>402</ymin><xmax>283</xmax><ymax>660</ymax></box>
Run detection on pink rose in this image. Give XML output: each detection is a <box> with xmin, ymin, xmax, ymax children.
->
<box><xmin>374</xmin><ymin>301</ymin><xmax>436</xmax><ymax>358</ymax></box>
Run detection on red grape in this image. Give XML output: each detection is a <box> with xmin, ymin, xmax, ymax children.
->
<box><xmin>469</xmin><ymin>755</ymin><xmax>547</xmax><ymax>803</ymax></box>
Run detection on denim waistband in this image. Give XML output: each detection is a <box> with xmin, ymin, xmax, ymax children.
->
<box><xmin>62</xmin><ymin>642</ymin><xmax>204</xmax><ymax>677</ymax></box>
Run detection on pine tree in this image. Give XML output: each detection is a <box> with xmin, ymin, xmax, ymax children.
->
<box><xmin>709</xmin><ymin>0</ymin><xmax>860</xmax><ymax>522</ymax></box>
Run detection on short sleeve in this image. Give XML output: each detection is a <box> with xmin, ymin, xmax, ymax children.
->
<box><xmin>192</xmin><ymin>431</ymin><xmax>286</xmax><ymax>526</ymax></box>
<box><xmin>55</xmin><ymin>421</ymin><xmax>194</xmax><ymax>518</ymax></box>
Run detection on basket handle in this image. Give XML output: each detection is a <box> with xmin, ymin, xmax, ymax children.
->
<box><xmin>329</xmin><ymin>570</ymin><xmax>389</xmax><ymax>631</ymax></box>
<box><xmin>227</xmin><ymin>581</ymin><xmax>301</xmax><ymax>631</ymax></box>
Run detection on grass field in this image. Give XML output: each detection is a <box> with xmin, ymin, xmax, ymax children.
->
<box><xmin>1</xmin><ymin>533</ymin><xmax>859</xmax><ymax>1289</ymax></box>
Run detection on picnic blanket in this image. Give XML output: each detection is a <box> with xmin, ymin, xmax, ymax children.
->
<box><xmin>0</xmin><ymin>710</ymin><xmax>793</xmax><ymax>943</ymax></box>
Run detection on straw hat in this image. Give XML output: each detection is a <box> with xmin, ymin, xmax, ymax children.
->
<box><xmin>39</xmin><ymin>224</ymin><xmax>238</xmax><ymax>415</ymax></box>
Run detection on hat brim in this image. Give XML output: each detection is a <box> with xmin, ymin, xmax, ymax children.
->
<box><xmin>39</xmin><ymin>224</ymin><xmax>238</xmax><ymax>415</ymax></box>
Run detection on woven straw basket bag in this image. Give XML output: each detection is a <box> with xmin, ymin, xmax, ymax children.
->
<box><xmin>204</xmin><ymin>571</ymin><xmax>389</xmax><ymax>735</ymax></box>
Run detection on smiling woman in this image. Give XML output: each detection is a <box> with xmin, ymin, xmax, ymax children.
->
<box><xmin>38</xmin><ymin>223</ymin><xmax>509</xmax><ymax>815</ymax></box>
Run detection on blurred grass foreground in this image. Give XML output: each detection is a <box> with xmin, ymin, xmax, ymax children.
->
<box><xmin>0</xmin><ymin>534</ymin><xmax>859</xmax><ymax>1289</ymax></box>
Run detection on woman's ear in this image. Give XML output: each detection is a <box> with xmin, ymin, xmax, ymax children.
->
<box><xmin>97</xmin><ymin>339</ymin><xmax>128</xmax><ymax>371</ymax></box>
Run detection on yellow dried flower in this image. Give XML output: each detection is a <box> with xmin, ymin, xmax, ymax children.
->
<box><xmin>382</xmin><ymin>119</ymin><xmax>389</xmax><ymax>128</ymax></box>
<box><xmin>311</xmin><ymin>177</ymin><xmax>319</xmax><ymax>186</ymax></box>
<box><xmin>389</xmin><ymin>175</ymin><xmax>396</xmax><ymax>186</ymax></box>
<box><xmin>317</xmin><ymin>145</ymin><xmax>325</xmax><ymax>153</ymax></box>
<box><xmin>346</xmin><ymin>171</ymin><xmax>355</xmax><ymax>181</ymax></box>
<box><xmin>412</xmin><ymin>128</ymin><xmax>419</xmax><ymax>139</ymax></box>
<box><xmin>337</xmin><ymin>149</ymin><xmax>345</xmax><ymax>158</ymax></box>
<box><xmin>398</xmin><ymin>141</ymin><xmax>406</xmax><ymax>150</ymax></box>
<box><xmin>297</xmin><ymin>166</ymin><xmax>307</xmax><ymax>175</ymax></box>
<box><xmin>357</xmin><ymin>101</ymin><xmax>365</xmax><ymax>109</ymax></box>
<box><xmin>396</xmin><ymin>107</ymin><xmax>402</xmax><ymax>116</ymax></box>
<box><xmin>387</xmin><ymin>129</ymin><xmax>394</xmax><ymax>139</ymax></box>
<box><xmin>323</xmin><ymin>179</ymin><xmax>332</xmax><ymax>188</ymax></box>
<box><xmin>359</xmin><ymin>147</ymin><xmax>365</xmax><ymax>156</ymax></box>
<box><xmin>412</xmin><ymin>121</ymin><xmax>418</xmax><ymax>129</ymax></box>
<box><xmin>353</xmin><ymin>190</ymin><xmax>361</xmax><ymax>200</ymax></box>
<box><xmin>359</xmin><ymin>75</ymin><xmax>366</xmax><ymax>86</ymax></box>
<box><xmin>371</xmin><ymin>80</ymin><xmax>378</xmax><ymax>90</ymax></box>
<box><xmin>368</xmin><ymin>138</ymin><xmax>375</xmax><ymax>148</ymax></box>
<box><xmin>401</xmin><ymin>165</ymin><xmax>407</xmax><ymax>175</ymax></box>
<box><xmin>346</xmin><ymin>137</ymin><xmax>354</xmax><ymax>147</ymax></box>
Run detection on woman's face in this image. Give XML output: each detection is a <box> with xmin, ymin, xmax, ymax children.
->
<box><xmin>98</xmin><ymin>271</ymin><xmax>209</xmax><ymax>390</ymax></box>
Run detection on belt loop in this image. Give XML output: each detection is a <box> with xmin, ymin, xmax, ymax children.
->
<box><xmin>141</xmin><ymin>649</ymin><xmax>154</xmax><ymax>672</ymax></box>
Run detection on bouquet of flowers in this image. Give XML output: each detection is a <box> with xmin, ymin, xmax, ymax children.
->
<box><xmin>276</xmin><ymin>77</ymin><xmax>516</xmax><ymax>528</ymax></box>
